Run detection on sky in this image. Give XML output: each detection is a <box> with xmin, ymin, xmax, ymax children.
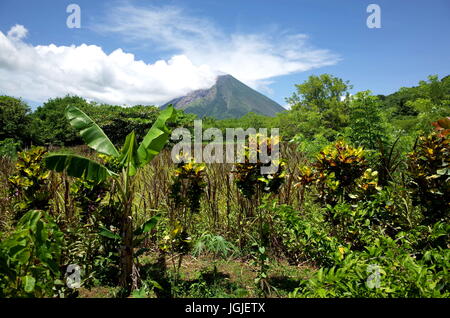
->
<box><xmin>0</xmin><ymin>0</ymin><xmax>449</xmax><ymax>109</ymax></box>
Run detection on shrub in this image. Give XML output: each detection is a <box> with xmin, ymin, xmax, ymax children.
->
<box><xmin>272</xmin><ymin>202</ymin><xmax>345</xmax><ymax>267</ymax></box>
<box><xmin>170</xmin><ymin>158</ymin><xmax>206</xmax><ymax>216</ymax></box>
<box><xmin>8</xmin><ymin>147</ymin><xmax>51</xmax><ymax>219</ymax></box>
<box><xmin>324</xmin><ymin>203</ymin><xmax>380</xmax><ymax>250</ymax></box>
<box><xmin>407</xmin><ymin>132</ymin><xmax>450</xmax><ymax>224</ymax></box>
<box><xmin>313</xmin><ymin>140</ymin><xmax>370</xmax><ymax>205</ymax></box>
<box><xmin>291</xmin><ymin>235</ymin><xmax>449</xmax><ymax>298</ymax></box>
<box><xmin>0</xmin><ymin>210</ymin><xmax>64</xmax><ymax>297</ymax></box>
<box><xmin>233</xmin><ymin>134</ymin><xmax>285</xmax><ymax>199</ymax></box>
<box><xmin>296</xmin><ymin>141</ymin><xmax>382</xmax><ymax>224</ymax></box>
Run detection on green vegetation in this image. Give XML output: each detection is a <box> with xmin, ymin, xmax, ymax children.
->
<box><xmin>0</xmin><ymin>74</ymin><xmax>448</xmax><ymax>298</ymax></box>
<box><xmin>0</xmin><ymin>210</ymin><xmax>63</xmax><ymax>297</ymax></box>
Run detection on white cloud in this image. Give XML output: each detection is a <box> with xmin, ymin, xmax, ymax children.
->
<box><xmin>7</xmin><ymin>24</ymin><xmax>28</xmax><ymax>40</ymax></box>
<box><xmin>96</xmin><ymin>4</ymin><xmax>340</xmax><ymax>91</ymax></box>
<box><xmin>0</xmin><ymin>25</ymin><xmax>217</xmax><ymax>105</ymax></box>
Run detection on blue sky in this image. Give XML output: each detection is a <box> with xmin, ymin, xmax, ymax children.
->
<box><xmin>0</xmin><ymin>0</ymin><xmax>449</xmax><ymax>108</ymax></box>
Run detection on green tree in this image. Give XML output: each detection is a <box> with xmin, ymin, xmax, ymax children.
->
<box><xmin>285</xmin><ymin>74</ymin><xmax>352</xmax><ymax>140</ymax></box>
<box><xmin>32</xmin><ymin>95</ymin><xmax>89</xmax><ymax>146</ymax></box>
<box><xmin>87</xmin><ymin>104</ymin><xmax>160</xmax><ymax>146</ymax></box>
<box><xmin>0</xmin><ymin>96</ymin><xmax>32</xmax><ymax>146</ymax></box>
<box><xmin>287</xmin><ymin>74</ymin><xmax>351</xmax><ymax>110</ymax></box>
<box><xmin>347</xmin><ymin>90</ymin><xmax>388</xmax><ymax>150</ymax></box>
<box><xmin>418</xmin><ymin>75</ymin><xmax>449</xmax><ymax>105</ymax></box>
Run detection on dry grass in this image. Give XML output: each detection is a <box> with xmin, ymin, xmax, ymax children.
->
<box><xmin>132</xmin><ymin>142</ymin><xmax>307</xmax><ymax>238</ymax></box>
<box><xmin>0</xmin><ymin>142</ymin><xmax>307</xmax><ymax>238</ymax></box>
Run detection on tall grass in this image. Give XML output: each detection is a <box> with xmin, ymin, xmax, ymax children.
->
<box><xmin>0</xmin><ymin>142</ymin><xmax>306</xmax><ymax>250</ymax></box>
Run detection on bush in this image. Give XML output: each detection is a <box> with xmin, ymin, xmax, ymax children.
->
<box><xmin>0</xmin><ymin>210</ymin><xmax>64</xmax><ymax>297</ymax></box>
<box><xmin>233</xmin><ymin>134</ymin><xmax>285</xmax><ymax>200</ymax></box>
<box><xmin>170</xmin><ymin>159</ymin><xmax>206</xmax><ymax>216</ymax></box>
<box><xmin>273</xmin><ymin>202</ymin><xmax>345</xmax><ymax>267</ymax></box>
<box><xmin>407</xmin><ymin>132</ymin><xmax>450</xmax><ymax>224</ymax></box>
<box><xmin>291</xmin><ymin>235</ymin><xmax>449</xmax><ymax>298</ymax></box>
<box><xmin>312</xmin><ymin>140</ymin><xmax>373</xmax><ymax>205</ymax></box>
<box><xmin>8</xmin><ymin>147</ymin><xmax>51</xmax><ymax>220</ymax></box>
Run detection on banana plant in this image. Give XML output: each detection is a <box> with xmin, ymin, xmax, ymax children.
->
<box><xmin>44</xmin><ymin>104</ymin><xmax>175</xmax><ymax>294</ymax></box>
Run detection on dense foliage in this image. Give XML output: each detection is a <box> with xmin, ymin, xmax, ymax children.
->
<box><xmin>0</xmin><ymin>74</ymin><xmax>448</xmax><ymax>298</ymax></box>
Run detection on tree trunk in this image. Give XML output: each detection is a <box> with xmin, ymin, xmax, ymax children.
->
<box><xmin>120</xmin><ymin>208</ymin><xmax>133</xmax><ymax>295</ymax></box>
<box><xmin>118</xmin><ymin>164</ymin><xmax>136</xmax><ymax>296</ymax></box>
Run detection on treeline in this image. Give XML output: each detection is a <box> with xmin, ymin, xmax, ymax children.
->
<box><xmin>1</xmin><ymin>74</ymin><xmax>449</xmax><ymax>156</ymax></box>
<box><xmin>0</xmin><ymin>95</ymin><xmax>196</xmax><ymax>155</ymax></box>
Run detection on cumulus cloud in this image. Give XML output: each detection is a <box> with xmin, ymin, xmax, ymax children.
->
<box><xmin>96</xmin><ymin>4</ymin><xmax>340</xmax><ymax>91</ymax></box>
<box><xmin>7</xmin><ymin>24</ymin><xmax>28</xmax><ymax>40</ymax></box>
<box><xmin>0</xmin><ymin>25</ymin><xmax>217</xmax><ymax>105</ymax></box>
